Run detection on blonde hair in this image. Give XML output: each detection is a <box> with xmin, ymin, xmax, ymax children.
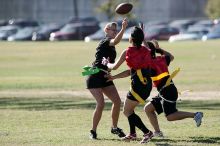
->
<box><xmin>104</xmin><ymin>22</ymin><xmax>117</xmax><ymax>34</ymax></box>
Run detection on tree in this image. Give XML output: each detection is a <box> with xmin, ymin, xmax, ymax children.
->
<box><xmin>93</xmin><ymin>0</ymin><xmax>139</xmax><ymax>20</ymax></box>
<box><xmin>206</xmin><ymin>0</ymin><xmax>220</xmax><ymax>19</ymax></box>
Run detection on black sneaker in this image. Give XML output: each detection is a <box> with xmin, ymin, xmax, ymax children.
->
<box><xmin>89</xmin><ymin>130</ymin><xmax>97</xmax><ymax>139</ymax></box>
<box><xmin>111</xmin><ymin>127</ymin><xmax>126</xmax><ymax>138</ymax></box>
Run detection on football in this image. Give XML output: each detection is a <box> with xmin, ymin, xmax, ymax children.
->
<box><xmin>115</xmin><ymin>3</ymin><xmax>133</xmax><ymax>15</ymax></box>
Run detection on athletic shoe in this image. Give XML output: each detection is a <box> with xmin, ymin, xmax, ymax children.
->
<box><xmin>154</xmin><ymin>131</ymin><xmax>164</xmax><ymax>138</ymax></box>
<box><xmin>194</xmin><ymin>112</ymin><xmax>203</xmax><ymax>127</ymax></box>
<box><xmin>121</xmin><ymin>133</ymin><xmax>137</xmax><ymax>141</ymax></box>
<box><xmin>140</xmin><ymin>131</ymin><xmax>153</xmax><ymax>144</ymax></box>
<box><xmin>111</xmin><ymin>127</ymin><xmax>126</xmax><ymax>138</ymax></box>
<box><xmin>89</xmin><ymin>130</ymin><xmax>97</xmax><ymax>139</ymax></box>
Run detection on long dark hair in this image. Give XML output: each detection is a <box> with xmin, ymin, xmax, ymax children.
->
<box><xmin>147</xmin><ymin>41</ymin><xmax>156</xmax><ymax>59</ymax></box>
<box><xmin>131</xmin><ymin>26</ymin><xmax>144</xmax><ymax>49</ymax></box>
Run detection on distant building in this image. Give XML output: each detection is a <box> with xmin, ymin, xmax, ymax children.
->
<box><xmin>0</xmin><ymin>0</ymin><xmax>207</xmax><ymax>23</ymax></box>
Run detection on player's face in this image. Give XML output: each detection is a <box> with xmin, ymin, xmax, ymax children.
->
<box><xmin>107</xmin><ymin>26</ymin><xmax>117</xmax><ymax>38</ymax></box>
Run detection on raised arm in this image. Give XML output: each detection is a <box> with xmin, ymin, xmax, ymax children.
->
<box><xmin>109</xmin><ymin>18</ymin><xmax>128</xmax><ymax>46</ymax></box>
<box><xmin>150</xmin><ymin>39</ymin><xmax>174</xmax><ymax>62</ymax></box>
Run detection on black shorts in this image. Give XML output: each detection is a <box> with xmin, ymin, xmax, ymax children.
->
<box><xmin>86</xmin><ymin>71</ymin><xmax>114</xmax><ymax>89</ymax></box>
<box><xmin>127</xmin><ymin>69</ymin><xmax>152</xmax><ymax>103</ymax></box>
<box><xmin>151</xmin><ymin>84</ymin><xmax>178</xmax><ymax>116</ymax></box>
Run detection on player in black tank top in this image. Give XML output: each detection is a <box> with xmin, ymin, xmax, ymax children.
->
<box><xmin>86</xmin><ymin>37</ymin><xmax>116</xmax><ymax>88</ymax></box>
<box><xmin>86</xmin><ymin>19</ymin><xmax>128</xmax><ymax>140</ymax></box>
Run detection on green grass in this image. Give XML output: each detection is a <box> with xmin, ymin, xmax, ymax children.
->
<box><xmin>0</xmin><ymin>41</ymin><xmax>220</xmax><ymax>145</ymax></box>
<box><xmin>0</xmin><ymin>40</ymin><xmax>220</xmax><ymax>91</ymax></box>
<box><xmin>0</xmin><ymin>97</ymin><xmax>220</xmax><ymax>146</ymax></box>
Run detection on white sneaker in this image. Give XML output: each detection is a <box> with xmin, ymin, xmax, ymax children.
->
<box><xmin>154</xmin><ymin>131</ymin><xmax>164</xmax><ymax>138</ymax></box>
<box><xmin>194</xmin><ymin>112</ymin><xmax>203</xmax><ymax>127</ymax></box>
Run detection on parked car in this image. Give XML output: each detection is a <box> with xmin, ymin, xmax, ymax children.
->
<box><xmin>84</xmin><ymin>29</ymin><xmax>105</xmax><ymax>42</ymax></box>
<box><xmin>214</xmin><ymin>18</ymin><xmax>220</xmax><ymax>24</ymax></box>
<box><xmin>32</xmin><ymin>23</ymin><xmax>62</xmax><ymax>41</ymax></box>
<box><xmin>50</xmin><ymin>18</ymin><xmax>100</xmax><ymax>41</ymax></box>
<box><xmin>7</xmin><ymin>27</ymin><xmax>38</xmax><ymax>41</ymax></box>
<box><xmin>202</xmin><ymin>24</ymin><xmax>220</xmax><ymax>41</ymax></box>
<box><xmin>84</xmin><ymin>22</ymin><xmax>108</xmax><ymax>42</ymax></box>
<box><xmin>144</xmin><ymin>25</ymin><xmax>179</xmax><ymax>40</ymax></box>
<box><xmin>0</xmin><ymin>25</ymin><xmax>19</xmax><ymax>40</ymax></box>
<box><xmin>68</xmin><ymin>17</ymin><xmax>99</xmax><ymax>24</ymax></box>
<box><xmin>193</xmin><ymin>20</ymin><xmax>215</xmax><ymax>28</ymax></box>
<box><xmin>0</xmin><ymin>19</ymin><xmax>8</xmax><ymax>26</ymax></box>
<box><xmin>8</xmin><ymin>19</ymin><xmax>39</xmax><ymax>28</ymax></box>
<box><xmin>169</xmin><ymin>19</ymin><xmax>197</xmax><ymax>32</ymax></box>
<box><xmin>169</xmin><ymin>29</ymin><xmax>209</xmax><ymax>42</ymax></box>
<box><xmin>145</xmin><ymin>20</ymin><xmax>170</xmax><ymax>27</ymax></box>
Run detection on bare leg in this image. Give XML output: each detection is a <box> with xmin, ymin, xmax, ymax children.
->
<box><xmin>89</xmin><ymin>88</ymin><xmax>105</xmax><ymax>131</ymax></box>
<box><xmin>102</xmin><ymin>85</ymin><xmax>121</xmax><ymax>128</ymax></box>
<box><xmin>144</xmin><ymin>102</ymin><xmax>161</xmax><ymax>132</ymax></box>
<box><xmin>123</xmin><ymin>98</ymin><xmax>139</xmax><ymax>117</ymax></box>
<box><xmin>124</xmin><ymin>98</ymin><xmax>150</xmax><ymax>135</ymax></box>
<box><xmin>166</xmin><ymin>111</ymin><xmax>194</xmax><ymax>121</ymax></box>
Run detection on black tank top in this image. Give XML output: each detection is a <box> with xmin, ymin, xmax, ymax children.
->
<box><xmin>92</xmin><ymin>37</ymin><xmax>116</xmax><ymax>70</ymax></box>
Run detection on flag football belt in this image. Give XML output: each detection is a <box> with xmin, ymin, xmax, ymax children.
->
<box><xmin>157</xmin><ymin>68</ymin><xmax>180</xmax><ymax>103</ymax></box>
<box><xmin>129</xmin><ymin>68</ymin><xmax>180</xmax><ymax>104</ymax></box>
<box><xmin>82</xmin><ymin>65</ymin><xmax>108</xmax><ymax>76</ymax></box>
<box><xmin>151</xmin><ymin>72</ymin><xmax>169</xmax><ymax>82</ymax></box>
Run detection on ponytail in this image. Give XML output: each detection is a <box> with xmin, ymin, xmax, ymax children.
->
<box><xmin>147</xmin><ymin>41</ymin><xmax>156</xmax><ymax>58</ymax></box>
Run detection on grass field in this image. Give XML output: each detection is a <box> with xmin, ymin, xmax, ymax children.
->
<box><xmin>0</xmin><ymin>98</ymin><xmax>220</xmax><ymax>146</ymax></box>
<box><xmin>0</xmin><ymin>41</ymin><xmax>220</xmax><ymax>145</ymax></box>
<box><xmin>0</xmin><ymin>40</ymin><xmax>220</xmax><ymax>91</ymax></box>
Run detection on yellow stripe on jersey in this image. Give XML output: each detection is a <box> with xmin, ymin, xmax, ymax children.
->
<box><xmin>151</xmin><ymin>72</ymin><xmax>169</xmax><ymax>81</ymax></box>
<box><xmin>130</xmin><ymin>87</ymin><xmax>145</xmax><ymax>104</ymax></box>
<box><xmin>137</xmin><ymin>69</ymin><xmax>147</xmax><ymax>85</ymax></box>
<box><xmin>165</xmin><ymin>68</ymin><xmax>180</xmax><ymax>87</ymax></box>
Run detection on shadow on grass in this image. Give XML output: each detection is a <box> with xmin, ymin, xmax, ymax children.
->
<box><xmin>0</xmin><ymin>96</ymin><xmax>220</xmax><ymax>111</ymax></box>
<box><xmin>0</xmin><ymin>97</ymin><xmax>111</xmax><ymax>110</ymax></box>
<box><xmin>152</xmin><ymin>136</ymin><xmax>220</xmax><ymax>145</ymax></box>
<box><xmin>190</xmin><ymin>136</ymin><xmax>220</xmax><ymax>144</ymax></box>
<box><xmin>177</xmin><ymin>100</ymin><xmax>220</xmax><ymax>110</ymax></box>
<box><xmin>94</xmin><ymin>136</ymin><xmax>220</xmax><ymax>145</ymax></box>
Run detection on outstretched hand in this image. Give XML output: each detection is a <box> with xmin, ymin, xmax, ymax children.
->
<box><xmin>102</xmin><ymin>57</ymin><xmax>110</xmax><ymax>66</ymax></box>
<box><xmin>122</xmin><ymin>18</ymin><xmax>128</xmax><ymax>30</ymax></box>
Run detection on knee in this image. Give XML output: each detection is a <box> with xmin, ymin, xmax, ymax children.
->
<box><xmin>123</xmin><ymin>109</ymin><xmax>133</xmax><ymax>117</ymax></box>
<box><xmin>144</xmin><ymin>105</ymin><xmax>150</xmax><ymax>113</ymax></box>
<box><xmin>96</xmin><ymin>101</ymin><xmax>105</xmax><ymax>110</ymax></box>
<box><xmin>112</xmin><ymin>97</ymin><xmax>121</xmax><ymax>107</ymax></box>
<box><xmin>144</xmin><ymin>103</ymin><xmax>154</xmax><ymax>114</ymax></box>
<box><xmin>123</xmin><ymin>110</ymin><xmax>129</xmax><ymax>117</ymax></box>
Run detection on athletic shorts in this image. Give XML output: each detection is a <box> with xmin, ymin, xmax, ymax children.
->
<box><xmin>86</xmin><ymin>71</ymin><xmax>114</xmax><ymax>89</ymax></box>
<box><xmin>151</xmin><ymin>84</ymin><xmax>178</xmax><ymax>116</ymax></box>
<box><xmin>127</xmin><ymin>69</ymin><xmax>152</xmax><ymax>103</ymax></box>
